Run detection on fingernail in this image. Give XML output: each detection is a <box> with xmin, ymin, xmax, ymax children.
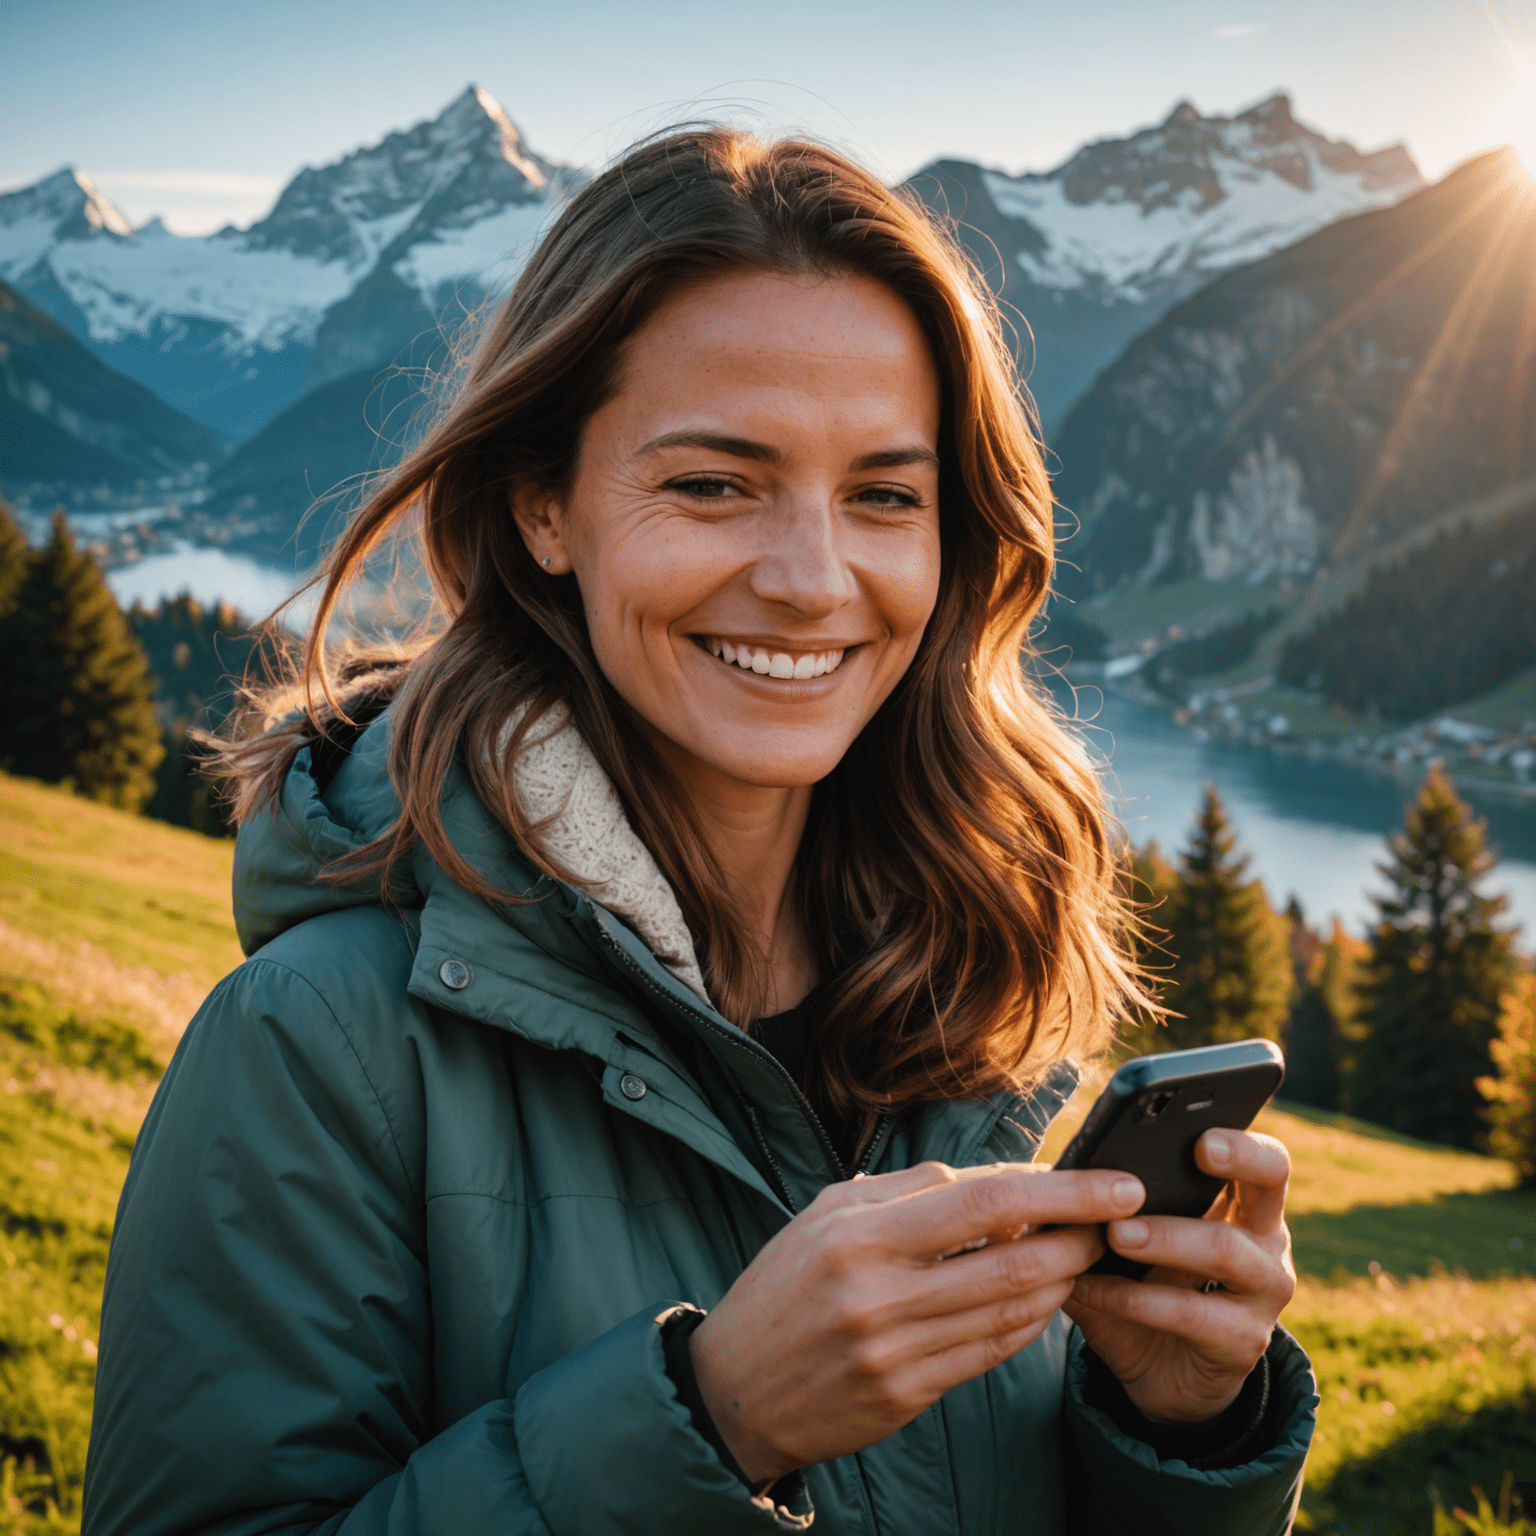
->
<box><xmin>1112</xmin><ymin>1177</ymin><xmax>1144</xmax><ymax>1209</ymax></box>
<box><xmin>1113</xmin><ymin>1218</ymin><xmax>1150</xmax><ymax>1249</ymax></box>
<box><xmin>1205</xmin><ymin>1132</ymin><xmax>1231</xmax><ymax>1165</ymax></box>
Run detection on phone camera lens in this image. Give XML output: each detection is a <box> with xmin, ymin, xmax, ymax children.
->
<box><xmin>1137</xmin><ymin>1091</ymin><xmax>1175</xmax><ymax>1122</ymax></box>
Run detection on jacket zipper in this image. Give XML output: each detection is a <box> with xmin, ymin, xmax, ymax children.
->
<box><xmin>594</xmin><ymin>923</ymin><xmax>862</xmax><ymax>1189</ymax></box>
<box><xmin>743</xmin><ymin>1102</ymin><xmax>798</xmax><ymax>1213</ymax></box>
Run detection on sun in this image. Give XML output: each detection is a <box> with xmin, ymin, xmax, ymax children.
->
<box><xmin>1504</xmin><ymin>64</ymin><xmax>1536</xmax><ymax>177</ymax></box>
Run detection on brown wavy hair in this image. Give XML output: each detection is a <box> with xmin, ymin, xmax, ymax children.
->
<box><xmin>214</xmin><ymin>126</ymin><xmax>1149</xmax><ymax>1125</ymax></box>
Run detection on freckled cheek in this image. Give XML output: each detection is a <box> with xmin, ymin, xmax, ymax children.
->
<box><xmin>578</xmin><ymin>538</ymin><xmax>721</xmax><ymax>663</ymax></box>
<box><xmin>870</xmin><ymin>535</ymin><xmax>943</xmax><ymax>655</ymax></box>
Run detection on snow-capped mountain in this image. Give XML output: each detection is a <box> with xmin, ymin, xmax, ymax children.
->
<box><xmin>0</xmin><ymin>87</ymin><xmax>577</xmax><ymax>440</ymax></box>
<box><xmin>1050</xmin><ymin>148</ymin><xmax>1534</xmax><ymax>598</ymax></box>
<box><xmin>905</xmin><ymin>94</ymin><xmax>1423</xmax><ymax>433</ymax></box>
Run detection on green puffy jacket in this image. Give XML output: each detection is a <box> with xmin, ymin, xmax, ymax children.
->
<box><xmin>83</xmin><ymin>711</ymin><xmax>1316</xmax><ymax>1534</ymax></box>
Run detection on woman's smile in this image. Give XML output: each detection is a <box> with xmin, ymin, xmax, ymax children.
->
<box><xmin>693</xmin><ymin>635</ymin><xmax>849</xmax><ymax>681</ymax></box>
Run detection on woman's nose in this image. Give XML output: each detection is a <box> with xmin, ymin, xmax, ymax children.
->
<box><xmin>747</xmin><ymin>499</ymin><xmax>859</xmax><ymax>617</ymax></box>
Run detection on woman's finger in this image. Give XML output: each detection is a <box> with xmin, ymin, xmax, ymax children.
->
<box><xmin>1069</xmin><ymin>1275</ymin><xmax>1273</xmax><ymax>1368</ymax></box>
<box><xmin>1196</xmin><ymin>1130</ymin><xmax>1290</xmax><ymax>1235</ymax></box>
<box><xmin>904</xmin><ymin>1226</ymin><xmax>1103</xmax><ymax>1319</ymax></box>
<box><xmin>896</xmin><ymin>1281</ymin><xmax>1078</xmax><ymax>1402</ymax></box>
<box><xmin>819</xmin><ymin>1160</ymin><xmax>968</xmax><ymax>1212</ymax></box>
<box><xmin>1103</xmin><ymin>1212</ymin><xmax>1288</xmax><ymax>1297</ymax></box>
<box><xmin>872</xmin><ymin>1167</ymin><xmax>1145</xmax><ymax>1260</ymax></box>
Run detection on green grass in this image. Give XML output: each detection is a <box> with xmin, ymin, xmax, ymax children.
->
<box><xmin>0</xmin><ymin>773</ymin><xmax>1533</xmax><ymax>1530</ymax></box>
<box><xmin>1459</xmin><ymin>666</ymin><xmax>1536</xmax><ymax>736</ymax></box>
<box><xmin>1289</xmin><ymin>1275</ymin><xmax>1536</xmax><ymax>1534</ymax></box>
<box><xmin>0</xmin><ymin>774</ymin><xmax>240</xmax><ymax>988</ymax></box>
<box><xmin>1075</xmin><ymin>574</ymin><xmax>1294</xmax><ymax>652</ymax></box>
<box><xmin>0</xmin><ymin>774</ymin><xmax>236</xmax><ymax>1524</ymax></box>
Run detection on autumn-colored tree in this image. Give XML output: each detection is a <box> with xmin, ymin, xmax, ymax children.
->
<box><xmin>1480</xmin><ymin>970</ymin><xmax>1536</xmax><ymax>1185</ymax></box>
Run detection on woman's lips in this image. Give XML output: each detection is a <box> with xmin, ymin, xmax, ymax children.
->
<box><xmin>699</xmin><ymin>636</ymin><xmax>847</xmax><ymax>680</ymax></box>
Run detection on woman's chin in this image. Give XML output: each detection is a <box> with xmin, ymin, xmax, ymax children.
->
<box><xmin>655</xmin><ymin>729</ymin><xmax>851</xmax><ymax>795</ymax></box>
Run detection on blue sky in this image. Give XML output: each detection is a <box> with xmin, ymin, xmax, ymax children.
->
<box><xmin>4</xmin><ymin>0</ymin><xmax>1534</xmax><ymax>233</ymax></box>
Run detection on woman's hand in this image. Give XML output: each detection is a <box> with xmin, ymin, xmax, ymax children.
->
<box><xmin>1062</xmin><ymin>1128</ymin><xmax>1297</xmax><ymax>1424</ymax></box>
<box><xmin>688</xmin><ymin>1161</ymin><xmax>1143</xmax><ymax>1485</ymax></box>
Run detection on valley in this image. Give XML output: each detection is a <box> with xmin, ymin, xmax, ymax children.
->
<box><xmin>3</xmin><ymin>84</ymin><xmax>1533</xmax><ymax>814</ymax></box>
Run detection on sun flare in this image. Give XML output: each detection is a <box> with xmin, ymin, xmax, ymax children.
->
<box><xmin>1504</xmin><ymin>64</ymin><xmax>1536</xmax><ymax>177</ymax></box>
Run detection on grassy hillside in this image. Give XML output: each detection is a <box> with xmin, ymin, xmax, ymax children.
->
<box><xmin>0</xmin><ymin>773</ymin><xmax>236</xmax><ymax>1525</ymax></box>
<box><xmin>1</xmin><ymin>773</ymin><xmax>1533</xmax><ymax>1530</ymax></box>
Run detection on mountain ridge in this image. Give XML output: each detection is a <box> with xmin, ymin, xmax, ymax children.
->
<box><xmin>903</xmin><ymin>93</ymin><xmax>1423</xmax><ymax>432</ymax></box>
<box><xmin>1051</xmin><ymin>146</ymin><xmax>1536</xmax><ymax>601</ymax></box>
<box><xmin>0</xmin><ymin>87</ymin><xmax>574</xmax><ymax>440</ymax></box>
<box><xmin>0</xmin><ymin>278</ymin><xmax>226</xmax><ymax>489</ymax></box>
<box><xmin>4</xmin><ymin>88</ymin><xmax>1421</xmax><ymax>443</ymax></box>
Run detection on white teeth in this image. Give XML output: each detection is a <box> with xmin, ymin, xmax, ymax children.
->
<box><xmin>703</xmin><ymin>638</ymin><xmax>849</xmax><ymax>678</ymax></box>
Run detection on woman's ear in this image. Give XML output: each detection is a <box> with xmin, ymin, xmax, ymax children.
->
<box><xmin>509</xmin><ymin>485</ymin><xmax>574</xmax><ymax>574</ymax></box>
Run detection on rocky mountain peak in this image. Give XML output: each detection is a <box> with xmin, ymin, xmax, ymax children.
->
<box><xmin>0</xmin><ymin>167</ymin><xmax>133</xmax><ymax>243</ymax></box>
<box><xmin>239</xmin><ymin>84</ymin><xmax>565</xmax><ymax>267</ymax></box>
<box><xmin>1046</xmin><ymin>94</ymin><xmax>1423</xmax><ymax>215</ymax></box>
<box><xmin>1241</xmin><ymin>92</ymin><xmax>1298</xmax><ymax>128</ymax></box>
<box><xmin>436</xmin><ymin>84</ymin><xmax>550</xmax><ymax>188</ymax></box>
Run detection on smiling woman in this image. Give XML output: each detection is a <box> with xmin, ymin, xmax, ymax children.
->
<box><xmin>82</xmin><ymin>129</ymin><xmax>1317</xmax><ymax>1536</ymax></box>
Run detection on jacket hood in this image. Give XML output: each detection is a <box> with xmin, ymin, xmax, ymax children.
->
<box><xmin>233</xmin><ymin>702</ymin><xmax>707</xmax><ymax>1001</ymax></box>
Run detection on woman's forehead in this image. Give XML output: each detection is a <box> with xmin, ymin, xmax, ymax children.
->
<box><xmin>632</xmin><ymin>269</ymin><xmax>932</xmax><ymax>368</ymax></box>
<box><xmin>598</xmin><ymin>270</ymin><xmax>942</xmax><ymax>445</ymax></box>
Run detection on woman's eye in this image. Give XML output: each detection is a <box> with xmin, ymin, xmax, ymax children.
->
<box><xmin>854</xmin><ymin>485</ymin><xmax>922</xmax><ymax>509</ymax></box>
<box><xmin>667</xmin><ymin>476</ymin><xmax>738</xmax><ymax>500</ymax></box>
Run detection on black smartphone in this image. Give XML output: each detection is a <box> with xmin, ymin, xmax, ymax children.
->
<box><xmin>1053</xmin><ymin>1038</ymin><xmax>1285</xmax><ymax>1279</ymax></box>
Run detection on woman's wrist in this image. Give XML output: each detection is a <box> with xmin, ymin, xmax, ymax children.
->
<box><xmin>1084</xmin><ymin>1345</ymin><xmax>1275</xmax><ymax>1471</ymax></box>
<box><xmin>1122</xmin><ymin>1374</ymin><xmax>1244</xmax><ymax>1425</ymax></box>
<box><xmin>683</xmin><ymin>1313</ymin><xmax>790</xmax><ymax>1487</ymax></box>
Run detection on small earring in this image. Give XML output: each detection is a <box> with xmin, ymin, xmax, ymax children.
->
<box><xmin>541</xmin><ymin>556</ymin><xmax>552</xmax><ymax>569</ymax></box>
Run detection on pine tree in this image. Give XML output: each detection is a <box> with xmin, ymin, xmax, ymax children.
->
<box><xmin>1352</xmin><ymin>768</ymin><xmax>1513</xmax><ymax>1148</ymax></box>
<box><xmin>1318</xmin><ymin>920</ymin><xmax>1370</xmax><ymax>1110</ymax></box>
<box><xmin>0</xmin><ymin>499</ymin><xmax>27</xmax><ymax>616</ymax></box>
<box><xmin>0</xmin><ymin>511</ymin><xmax>164</xmax><ymax>810</ymax></box>
<box><xmin>1117</xmin><ymin>839</ymin><xmax>1182</xmax><ymax>1057</ymax></box>
<box><xmin>1479</xmin><ymin>970</ymin><xmax>1536</xmax><ymax>1185</ymax></box>
<box><xmin>128</xmin><ymin>595</ymin><xmax>253</xmax><ymax>837</ymax></box>
<box><xmin>1156</xmin><ymin>784</ymin><xmax>1293</xmax><ymax>1052</ymax></box>
<box><xmin>1281</xmin><ymin>898</ymin><xmax>1341</xmax><ymax>1109</ymax></box>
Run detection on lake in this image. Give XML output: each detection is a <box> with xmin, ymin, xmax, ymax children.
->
<box><xmin>105</xmin><ymin>542</ymin><xmax>1536</xmax><ymax>941</ymax></box>
<box><xmin>1071</xmin><ymin>686</ymin><xmax>1536</xmax><ymax>940</ymax></box>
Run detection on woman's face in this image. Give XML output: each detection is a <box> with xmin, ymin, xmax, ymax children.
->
<box><xmin>517</xmin><ymin>268</ymin><xmax>943</xmax><ymax>794</ymax></box>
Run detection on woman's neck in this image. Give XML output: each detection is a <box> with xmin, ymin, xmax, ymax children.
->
<box><xmin>648</xmin><ymin>738</ymin><xmax>818</xmax><ymax>1013</ymax></box>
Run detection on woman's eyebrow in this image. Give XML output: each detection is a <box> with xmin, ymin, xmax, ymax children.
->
<box><xmin>635</xmin><ymin>429</ymin><xmax>782</xmax><ymax>463</ymax></box>
<box><xmin>635</xmin><ymin>431</ymin><xmax>939</xmax><ymax>473</ymax></box>
<box><xmin>850</xmin><ymin>446</ymin><xmax>940</xmax><ymax>471</ymax></box>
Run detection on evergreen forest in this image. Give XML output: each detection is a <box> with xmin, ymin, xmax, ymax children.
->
<box><xmin>0</xmin><ymin>500</ymin><xmax>255</xmax><ymax>835</ymax></box>
<box><xmin>1280</xmin><ymin>506</ymin><xmax>1536</xmax><ymax>721</ymax></box>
